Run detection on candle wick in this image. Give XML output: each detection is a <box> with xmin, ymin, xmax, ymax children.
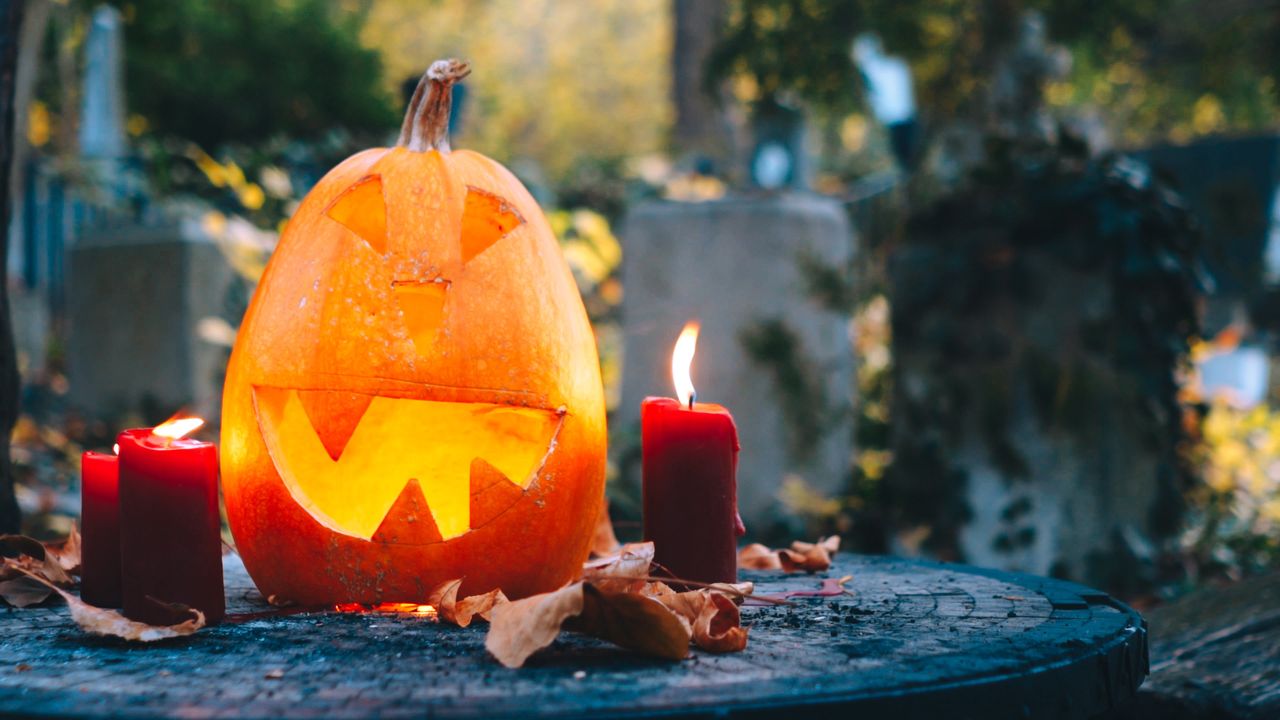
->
<box><xmin>688</xmin><ymin>391</ymin><xmax>696</xmax><ymax>410</ymax></box>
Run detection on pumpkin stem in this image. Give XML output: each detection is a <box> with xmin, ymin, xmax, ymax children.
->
<box><xmin>398</xmin><ymin>59</ymin><xmax>471</xmax><ymax>153</ymax></box>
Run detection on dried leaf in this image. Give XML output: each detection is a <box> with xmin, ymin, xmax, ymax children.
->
<box><xmin>737</xmin><ymin>543</ymin><xmax>783</xmax><ymax>570</ymax></box>
<box><xmin>760</xmin><ymin>575</ymin><xmax>853</xmax><ymax>601</ymax></box>
<box><xmin>590</xmin><ymin>494</ymin><xmax>621</xmax><ymax>557</ymax></box>
<box><xmin>0</xmin><ymin>578</ymin><xmax>55</xmax><ymax>607</ymax></box>
<box><xmin>264</xmin><ymin>669</ymin><xmax>285</xmax><ymax>680</ymax></box>
<box><xmin>778</xmin><ymin>536</ymin><xmax>841</xmax><ymax>573</ymax></box>
<box><xmin>692</xmin><ymin>592</ymin><xmax>749</xmax><ymax>653</ymax></box>
<box><xmin>739</xmin><ymin>536</ymin><xmax>841</xmax><ymax>573</ymax></box>
<box><xmin>3</xmin><ymin>561</ymin><xmax>204</xmax><ymax>641</ymax></box>
<box><xmin>709</xmin><ymin>581</ymin><xmax>755</xmax><ymax>601</ymax></box>
<box><xmin>485</xmin><ymin>582</ymin><xmax>585</xmax><ymax>668</ymax></box>
<box><xmin>645</xmin><ymin>583</ymin><xmax>750</xmax><ymax>652</ymax></box>
<box><xmin>485</xmin><ymin>578</ymin><xmax>691</xmax><ymax>668</ymax></box>
<box><xmin>457</xmin><ymin>588</ymin><xmax>509</xmax><ymax>625</ymax></box>
<box><xmin>566</xmin><ymin>584</ymin><xmax>689</xmax><ymax>662</ymax></box>
<box><xmin>0</xmin><ymin>534</ymin><xmax>73</xmax><ymax>607</ymax></box>
<box><xmin>44</xmin><ymin>524</ymin><xmax>82</xmax><ymax>576</ymax></box>
<box><xmin>427</xmin><ymin>578</ymin><xmax>509</xmax><ymax>627</ymax></box>
<box><xmin>581</xmin><ymin>541</ymin><xmax>654</xmax><ymax>593</ymax></box>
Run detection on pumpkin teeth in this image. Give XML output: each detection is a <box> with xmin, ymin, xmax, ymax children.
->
<box><xmin>251</xmin><ymin>386</ymin><xmax>563</xmax><ymax>543</ymax></box>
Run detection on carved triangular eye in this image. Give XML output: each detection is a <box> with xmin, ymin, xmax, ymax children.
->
<box><xmin>326</xmin><ymin>175</ymin><xmax>387</xmax><ymax>253</ymax></box>
<box><xmin>461</xmin><ymin>186</ymin><xmax>524</xmax><ymax>263</ymax></box>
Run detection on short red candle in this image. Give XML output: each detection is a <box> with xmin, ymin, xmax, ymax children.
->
<box><xmin>642</xmin><ymin>396</ymin><xmax>742</xmax><ymax>585</ymax></box>
<box><xmin>80</xmin><ymin>450</ymin><xmax>122</xmax><ymax>607</ymax></box>
<box><xmin>117</xmin><ymin>427</ymin><xmax>224</xmax><ymax>625</ymax></box>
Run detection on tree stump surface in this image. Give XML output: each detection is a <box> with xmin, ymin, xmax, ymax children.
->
<box><xmin>0</xmin><ymin>554</ymin><xmax>1146</xmax><ymax>719</ymax></box>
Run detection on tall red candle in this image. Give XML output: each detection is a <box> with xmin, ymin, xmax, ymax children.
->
<box><xmin>117</xmin><ymin>420</ymin><xmax>224</xmax><ymax>625</ymax></box>
<box><xmin>80</xmin><ymin>450</ymin><xmax>122</xmax><ymax>607</ymax></box>
<box><xmin>642</xmin><ymin>322</ymin><xmax>744</xmax><ymax>585</ymax></box>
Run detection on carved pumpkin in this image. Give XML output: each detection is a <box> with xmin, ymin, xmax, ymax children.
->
<box><xmin>220</xmin><ymin>60</ymin><xmax>606</xmax><ymax>603</ymax></box>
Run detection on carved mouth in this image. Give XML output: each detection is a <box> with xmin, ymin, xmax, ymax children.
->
<box><xmin>252</xmin><ymin>385</ymin><xmax>564</xmax><ymax>544</ymax></box>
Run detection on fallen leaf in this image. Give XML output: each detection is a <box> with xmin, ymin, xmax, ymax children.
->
<box><xmin>567</xmin><ymin>584</ymin><xmax>690</xmax><ymax>662</ymax></box>
<box><xmin>644</xmin><ymin>583</ymin><xmax>752</xmax><ymax>651</ymax></box>
<box><xmin>43</xmin><ymin>525</ymin><xmax>81</xmax><ymax>576</ymax></box>
<box><xmin>264</xmin><ymin>669</ymin><xmax>285</xmax><ymax>680</ymax></box>
<box><xmin>740</xmin><ymin>536</ymin><xmax>841</xmax><ymax>573</ymax></box>
<box><xmin>590</xmin><ymin>495</ymin><xmax>621</xmax><ymax>557</ymax></box>
<box><xmin>2</xmin><ymin>561</ymin><xmax>204</xmax><ymax>642</ymax></box>
<box><xmin>737</xmin><ymin>543</ymin><xmax>783</xmax><ymax>570</ymax></box>
<box><xmin>759</xmin><ymin>575</ymin><xmax>853</xmax><ymax>602</ymax></box>
<box><xmin>692</xmin><ymin>592</ymin><xmax>749</xmax><ymax>653</ymax></box>
<box><xmin>0</xmin><ymin>578</ymin><xmax>57</xmax><ymax>608</ymax></box>
<box><xmin>709</xmin><ymin>581</ymin><xmax>755</xmax><ymax>601</ymax></box>
<box><xmin>581</xmin><ymin>541</ymin><xmax>654</xmax><ymax>593</ymax></box>
<box><xmin>777</xmin><ymin>536</ymin><xmax>841</xmax><ymax>573</ymax></box>
<box><xmin>427</xmin><ymin>578</ymin><xmax>509</xmax><ymax>627</ymax></box>
<box><xmin>485</xmin><ymin>579</ymin><xmax>691</xmax><ymax>668</ymax></box>
<box><xmin>485</xmin><ymin>582</ymin><xmax>585</xmax><ymax>668</ymax></box>
<box><xmin>0</xmin><ymin>534</ymin><xmax>74</xmax><ymax>606</ymax></box>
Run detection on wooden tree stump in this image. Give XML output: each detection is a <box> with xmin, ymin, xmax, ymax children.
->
<box><xmin>0</xmin><ymin>554</ymin><xmax>1147</xmax><ymax>719</ymax></box>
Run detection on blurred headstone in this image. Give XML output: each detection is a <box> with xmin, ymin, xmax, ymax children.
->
<box><xmin>67</xmin><ymin>217</ymin><xmax>237</xmax><ymax>422</ymax></box>
<box><xmin>619</xmin><ymin>194</ymin><xmax>855</xmax><ymax>530</ymax></box>
<box><xmin>749</xmin><ymin>99</ymin><xmax>808</xmax><ymax>190</ymax></box>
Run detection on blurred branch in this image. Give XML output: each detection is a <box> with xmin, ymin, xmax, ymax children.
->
<box><xmin>1</xmin><ymin>0</ymin><xmax>29</xmax><ymax>533</ymax></box>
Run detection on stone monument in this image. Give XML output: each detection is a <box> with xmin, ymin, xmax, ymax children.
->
<box><xmin>67</xmin><ymin>6</ymin><xmax>238</xmax><ymax>423</ymax></box>
<box><xmin>618</xmin><ymin>194</ymin><xmax>855</xmax><ymax>531</ymax></box>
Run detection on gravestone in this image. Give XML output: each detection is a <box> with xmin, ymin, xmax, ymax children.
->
<box><xmin>619</xmin><ymin>194</ymin><xmax>854</xmax><ymax>530</ymax></box>
<box><xmin>67</xmin><ymin>218</ymin><xmax>237</xmax><ymax>422</ymax></box>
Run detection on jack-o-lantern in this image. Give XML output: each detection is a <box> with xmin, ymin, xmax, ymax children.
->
<box><xmin>220</xmin><ymin>60</ymin><xmax>606</xmax><ymax>604</ymax></box>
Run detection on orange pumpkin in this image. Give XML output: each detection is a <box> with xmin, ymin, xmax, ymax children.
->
<box><xmin>220</xmin><ymin>60</ymin><xmax>606</xmax><ymax>604</ymax></box>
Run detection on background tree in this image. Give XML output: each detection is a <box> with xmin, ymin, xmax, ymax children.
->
<box><xmin>707</xmin><ymin>0</ymin><xmax>1280</xmax><ymax>155</ymax></box>
<box><xmin>1</xmin><ymin>0</ymin><xmax>27</xmax><ymax>533</ymax></box>
<box><xmin>102</xmin><ymin>0</ymin><xmax>397</xmax><ymax>148</ymax></box>
<box><xmin>671</xmin><ymin>0</ymin><xmax>729</xmax><ymax>167</ymax></box>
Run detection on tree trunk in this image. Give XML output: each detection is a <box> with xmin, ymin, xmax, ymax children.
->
<box><xmin>0</xmin><ymin>0</ymin><xmax>27</xmax><ymax>534</ymax></box>
<box><xmin>670</xmin><ymin>0</ymin><xmax>728</xmax><ymax>168</ymax></box>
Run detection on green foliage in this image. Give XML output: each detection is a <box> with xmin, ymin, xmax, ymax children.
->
<box><xmin>887</xmin><ymin>132</ymin><xmax>1205</xmax><ymax>559</ymax></box>
<box><xmin>707</xmin><ymin>0</ymin><xmax>1280</xmax><ymax>145</ymax></box>
<box><xmin>739</xmin><ymin>318</ymin><xmax>831</xmax><ymax>460</ymax></box>
<box><xmin>107</xmin><ymin>0</ymin><xmax>398</xmax><ymax>147</ymax></box>
<box><xmin>705</xmin><ymin>0</ymin><xmax>864</xmax><ymax>110</ymax></box>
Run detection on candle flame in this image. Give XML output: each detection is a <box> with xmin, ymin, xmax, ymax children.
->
<box><xmin>672</xmin><ymin>321</ymin><xmax>700</xmax><ymax>407</ymax></box>
<box><xmin>152</xmin><ymin>416</ymin><xmax>205</xmax><ymax>440</ymax></box>
<box><xmin>112</xmin><ymin>443</ymin><xmax>119</xmax><ymax>455</ymax></box>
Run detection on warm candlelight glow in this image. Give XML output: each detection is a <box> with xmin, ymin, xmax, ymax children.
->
<box><xmin>672</xmin><ymin>321</ymin><xmax>700</xmax><ymax>408</ymax></box>
<box><xmin>152</xmin><ymin>416</ymin><xmax>205</xmax><ymax>441</ymax></box>
<box><xmin>333</xmin><ymin>602</ymin><xmax>439</xmax><ymax>619</ymax></box>
<box><xmin>112</xmin><ymin>443</ymin><xmax>120</xmax><ymax>455</ymax></box>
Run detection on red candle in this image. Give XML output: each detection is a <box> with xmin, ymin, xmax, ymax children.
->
<box><xmin>117</xmin><ymin>418</ymin><xmax>224</xmax><ymax>625</ymax></box>
<box><xmin>80</xmin><ymin>450</ymin><xmax>122</xmax><ymax>607</ymax></box>
<box><xmin>642</xmin><ymin>322</ymin><xmax>744</xmax><ymax>585</ymax></box>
